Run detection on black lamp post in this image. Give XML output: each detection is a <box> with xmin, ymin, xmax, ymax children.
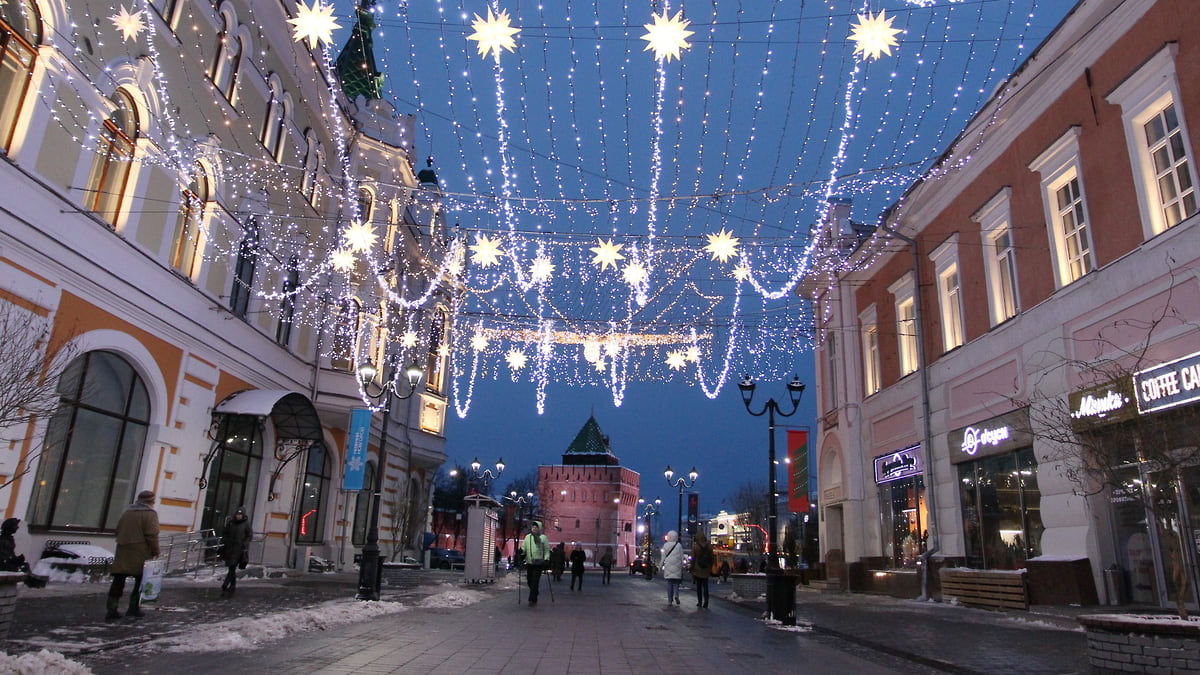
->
<box><xmin>664</xmin><ymin>465</ymin><xmax>698</xmax><ymax>536</ymax></box>
<box><xmin>738</xmin><ymin>374</ymin><xmax>805</xmax><ymax>624</ymax></box>
<box><xmin>638</xmin><ymin>498</ymin><xmax>661</xmax><ymax>573</ymax></box>
<box><xmin>355</xmin><ymin>360</ymin><xmax>423</xmax><ymax>601</ymax></box>
<box><xmin>469</xmin><ymin>457</ymin><xmax>505</xmax><ymax>495</ymax></box>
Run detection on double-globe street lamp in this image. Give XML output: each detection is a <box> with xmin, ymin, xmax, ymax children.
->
<box><xmin>469</xmin><ymin>457</ymin><xmax>505</xmax><ymax>495</ymax></box>
<box><xmin>504</xmin><ymin>491</ymin><xmax>534</xmax><ymax>566</ymax></box>
<box><xmin>637</xmin><ymin>498</ymin><xmax>662</xmax><ymax>573</ymax></box>
<box><xmin>355</xmin><ymin>360</ymin><xmax>424</xmax><ymax>601</ymax></box>
<box><xmin>738</xmin><ymin>374</ymin><xmax>805</xmax><ymax>624</ymax></box>
<box><xmin>664</xmin><ymin>466</ymin><xmax>698</xmax><ymax>537</ymax></box>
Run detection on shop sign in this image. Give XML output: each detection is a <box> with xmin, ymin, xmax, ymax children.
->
<box><xmin>948</xmin><ymin>408</ymin><xmax>1030</xmax><ymax>464</ymax></box>
<box><xmin>1068</xmin><ymin>378</ymin><xmax>1136</xmax><ymax>431</ymax></box>
<box><xmin>1135</xmin><ymin>350</ymin><xmax>1200</xmax><ymax>414</ymax></box>
<box><xmin>874</xmin><ymin>445</ymin><xmax>922</xmax><ymax>484</ymax></box>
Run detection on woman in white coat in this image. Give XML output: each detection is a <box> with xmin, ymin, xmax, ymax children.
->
<box><xmin>660</xmin><ymin>530</ymin><xmax>685</xmax><ymax>605</ymax></box>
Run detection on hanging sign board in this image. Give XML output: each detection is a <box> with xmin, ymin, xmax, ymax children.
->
<box><xmin>343</xmin><ymin>408</ymin><xmax>372</xmax><ymax>491</ymax></box>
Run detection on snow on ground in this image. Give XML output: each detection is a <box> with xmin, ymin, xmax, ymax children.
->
<box><xmin>0</xmin><ymin>649</ymin><xmax>94</xmax><ymax>674</ymax></box>
<box><xmin>153</xmin><ymin>598</ymin><xmax>409</xmax><ymax>652</ymax></box>
<box><xmin>417</xmin><ymin>583</ymin><xmax>490</xmax><ymax>608</ymax></box>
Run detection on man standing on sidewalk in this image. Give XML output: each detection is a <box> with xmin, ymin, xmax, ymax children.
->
<box><xmin>521</xmin><ymin>521</ymin><xmax>549</xmax><ymax>605</ymax></box>
<box><xmin>106</xmin><ymin>490</ymin><xmax>160</xmax><ymax>620</ymax></box>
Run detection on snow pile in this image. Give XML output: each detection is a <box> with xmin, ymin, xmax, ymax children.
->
<box><xmin>418</xmin><ymin>587</ymin><xmax>488</xmax><ymax>608</ymax></box>
<box><xmin>28</xmin><ymin>562</ymin><xmax>88</xmax><ymax>584</ymax></box>
<box><xmin>155</xmin><ymin>599</ymin><xmax>408</xmax><ymax>652</ymax></box>
<box><xmin>0</xmin><ymin>649</ymin><xmax>94</xmax><ymax>674</ymax></box>
<box><xmin>51</xmin><ymin>545</ymin><xmax>115</xmax><ymax>562</ymax></box>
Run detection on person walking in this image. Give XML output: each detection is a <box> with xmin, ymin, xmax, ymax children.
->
<box><xmin>550</xmin><ymin>542</ymin><xmax>566</xmax><ymax>582</ymax></box>
<box><xmin>692</xmin><ymin>533</ymin><xmax>713</xmax><ymax>608</ymax></box>
<box><xmin>599</xmin><ymin>546</ymin><xmax>613</xmax><ymax>585</ymax></box>
<box><xmin>220</xmin><ymin>507</ymin><xmax>252</xmax><ymax>598</ymax></box>
<box><xmin>719</xmin><ymin>559</ymin><xmax>730</xmax><ymax>583</ymax></box>
<box><xmin>107</xmin><ymin>490</ymin><xmax>160</xmax><ymax>620</ymax></box>
<box><xmin>661</xmin><ymin>530</ymin><xmax>684</xmax><ymax>606</ymax></box>
<box><xmin>521</xmin><ymin>521</ymin><xmax>550</xmax><ymax>606</ymax></box>
<box><xmin>569</xmin><ymin>545</ymin><xmax>586</xmax><ymax>591</ymax></box>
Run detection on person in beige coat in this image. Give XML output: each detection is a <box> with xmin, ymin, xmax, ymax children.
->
<box><xmin>106</xmin><ymin>490</ymin><xmax>160</xmax><ymax>620</ymax></box>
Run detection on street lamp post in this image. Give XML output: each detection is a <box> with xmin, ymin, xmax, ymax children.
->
<box><xmin>504</xmin><ymin>491</ymin><xmax>533</xmax><ymax>566</ymax></box>
<box><xmin>638</xmin><ymin>497</ymin><xmax>661</xmax><ymax>573</ymax></box>
<box><xmin>355</xmin><ymin>361</ymin><xmax>424</xmax><ymax>601</ymax></box>
<box><xmin>664</xmin><ymin>466</ymin><xmax>698</xmax><ymax>536</ymax></box>
<box><xmin>469</xmin><ymin>457</ymin><xmax>505</xmax><ymax>495</ymax></box>
<box><xmin>738</xmin><ymin>374</ymin><xmax>805</xmax><ymax>624</ymax></box>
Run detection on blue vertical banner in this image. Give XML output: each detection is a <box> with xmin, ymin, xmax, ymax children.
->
<box><xmin>343</xmin><ymin>408</ymin><xmax>372</xmax><ymax>490</ymax></box>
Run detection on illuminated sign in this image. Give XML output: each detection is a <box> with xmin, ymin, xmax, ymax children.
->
<box><xmin>960</xmin><ymin>425</ymin><xmax>1010</xmax><ymax>456</ymax></box>
<box><xmin>1136</xmin><ymin>351</ymin><xmax>1200</xmax><ymax>414</ymax></box>
<box><xmin>1068</xmin><ymin>378</ymin><xmax>1136</xmax><ymax>430</ymax></box>
<box><xmin>948</xmin><ymin>408</ymin><xmax>1030</xmax><ymax>464</ymax></box>
<box><xmin>874</xmin><ymin>445</ymin><xmax>922</xmax><ymax>484</ymax></box>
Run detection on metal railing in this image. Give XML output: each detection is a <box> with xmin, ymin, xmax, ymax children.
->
<box><xmin>158</xmin><ymin>528</ymin><xmax>221</xmax><ymax>575</ymax></box>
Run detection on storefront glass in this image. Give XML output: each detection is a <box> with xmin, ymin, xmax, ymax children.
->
<box><xmin>958</xmin><ymin>448</ymin><xmax>1043</xmax><ymax>569</ymax></box>
<box><xmin>880</xmin><ymin>476</ymin><xmax>926</xmax><ymax>567</ymax></box>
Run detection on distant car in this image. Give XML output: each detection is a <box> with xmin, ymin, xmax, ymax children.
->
<box><xmin>429</xmin><ymin>548</ymin><xmax>466</xmax><ymax>570</ymax></box>
<box><xmin>630</xmin><ymin>557</ymin><xmax>655</xmax><ymax>577</ymax></box>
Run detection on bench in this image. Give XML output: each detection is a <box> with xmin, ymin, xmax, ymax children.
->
<box><xmin>41</xmin><ymin>540</ymin><xmax>113</xmax><ymax>581</ymax></box>
<box><xmin>939</xmin><ymin>568</ymin><xmax>1028</xmax><ymax>610</ymax></box>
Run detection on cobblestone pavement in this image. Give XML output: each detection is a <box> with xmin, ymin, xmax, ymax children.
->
<box><xmin>3</xmin><ymin>568</ymin><xmax>1090</xmax><ymax>674</ymax></box>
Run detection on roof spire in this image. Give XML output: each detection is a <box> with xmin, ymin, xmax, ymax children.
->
<box><xmin>335</xmin><ymin>0</ymin><xmax>384</xmax><ymax>102</ymax></box>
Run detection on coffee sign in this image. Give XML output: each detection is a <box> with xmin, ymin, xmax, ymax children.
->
<box><xmin>1135</xmin><ymin>351</ymin><xmax>1200</xmax><ymax>414</ymax></box>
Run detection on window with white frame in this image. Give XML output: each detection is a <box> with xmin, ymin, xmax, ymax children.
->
<box><xmin>1107</xmin><ymin>44</ymin><xmax>1197</xmax><ymax>237</ymax></box>
<box><xmin>169</xmin><ymin>163</ymin><xmax>210</xmax><ymax>280</ymax></box>
<box><xmin>262</xmin><ymin>77</ymin><xmax>288</xmax><ymax>161</ymax></box>
<box><xmin>888</xmin><ymin>272</ymin><xmax>917</xmax><ymax>376</ymax></box>
<box><xmin>1029</xmin><ymin>127</ymin><xmax>1095</xmax><ymax>288</ymax></box>
<box><xmin>929</xmin><ymin>234</ymin><xmax>964</xmax><ymax>352</ymax></box>
<box><xmin>825</xmin><ymin>331</ymin><xmax>838</xmax><ymax>411</ymax></box>
<box><xmin>209</xmin><ymin>16</ymin><xmax>241</xmax><ymax>105</ymax></box>
<box><xmin>0</xmin><ymin>0</ymin><xmax>40</xmax><ymax>153</ymax></box>
<box><xmin>860</xmin><ymin>306</ymin><xmax>880</xmax><ymax>396</ymax></box>
<box><xmin>972</xmin><ymin>187</ymin><xmax>1020</xmax><ymax>326</ymax></box>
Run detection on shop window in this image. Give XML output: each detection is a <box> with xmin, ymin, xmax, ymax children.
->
<box><xmin>85</xmin><ymin>90</ymin><xmax>139</xmax><ymax>227</ymax></box>
<box><xmin>28</xmin><ymin>351</ymin><xmax>150</xmax><ymax>531</ymax></box>
<box><xmin>200</xmin><ymin>414</ymin><xmax>263</xmax><ymax>533</ymax></box>
<box><xmin>1107</xmin><ymin>44</ymin><xmax>1197</xmax><ymax>237</ymax></box>
<box><xmin>0</xmin><ymin>0</ymin><xmax>40</xmax><ymax>153</ymax></box>
<box><xmin>295</xmin><ymin>442</ymin><xmax>332</xmax><ymax>544</ymax></box>
<box><xmin>880</xmin><ymin>476</ymin><xmax>926</xmax><ymax>567</ymax></box>
<box><xmin>229</xmin><ymin>217</ymin><xmax>258</xmax><ymax>318</ymax></box>
<box><xmin>169</xmin><ymin>163</ymin><xmax>210</xmax><ymax>280</ymax></box>
<box><xmin>888</xmin><ymin>273</ymin><xmax>917</xmax><ymax>376</ymax></box>
<box><xmin>351</xmin><ymin>461</ymin><xmax>376</xmax><ymax>546</ymax></box>
<box><xmin>1029</xmin><ymin>127</ymin><xmax>1094</xmax><ymax>288</ymax></box>
<box><xmin>958</xmin><ymin>448</ymin><xmax>1043</xmax><ymax>570</ymax></box>
<box><xmin>973</xmin><ymin>188</ymin><xmax>1020</xmax><ymax>326</ymax></box>
<box><xmin>860</xmin><ymin>306</ymin><xmax>880</xmax><ymax>396</ymax></box>
<box><xmin>275</xmin><ymin>257</ymin><xmax>299</xmax><ymax>347</ymax></box>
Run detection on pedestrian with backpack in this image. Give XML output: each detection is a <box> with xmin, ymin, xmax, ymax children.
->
<box><xmin>692</xmin><ymin>532</ymin><xmax>714</xmax><ymax>608</ymax></box>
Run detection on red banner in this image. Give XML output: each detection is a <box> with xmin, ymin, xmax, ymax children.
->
<box><xmin>787</xmin><ymin>429</ymin><xmax>809</xmax><ymax>513</ymax></box>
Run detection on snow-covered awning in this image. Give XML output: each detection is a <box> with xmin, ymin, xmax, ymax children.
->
<box><xmin>212</xmin><ymin>389</ymin><xmax>323</xmax><ymax>441</ymax></box>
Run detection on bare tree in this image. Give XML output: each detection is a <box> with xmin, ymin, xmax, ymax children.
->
<box><xmin>0</xmin><ymin>300</ymin><xmax>77</xmax><ymax>490</ymax></box>
<box><xmin>730</xmin><ymin>479</ymin><xmax>769</xmax><ymax>558</ymax></box>
<box><xmin>1012</xmin><ymin>286</ymin><xmax>1200</xmax><ymax>618</ymax></box>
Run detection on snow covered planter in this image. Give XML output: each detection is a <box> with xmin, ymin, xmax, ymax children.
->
<box><xmin>0</xmin><ymin>571</ymin><xmax>25</xmax><ymax>638</ymax></box>
<box><xmin>1078</xmin><ymin>613</ymin><xmax>1200</xmax><ymax>673</ymax></box>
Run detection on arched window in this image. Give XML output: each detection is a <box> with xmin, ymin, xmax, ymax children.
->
<box><xmin>153</xmin><ymin>0</ymin><xmax>183</xmax><ymax>31</ymax></box>
<box><xmin>229</xmin><ymin>217</ymin><xmax>258</xmax><ymax>318</ymax></box>
<box><xmin>425</xmin><ymin>308</ymin><xmax>448</xmax><ymax>394</ymax></box>
<box><xmin>357</xmin><ymin>187</ymin><xmax>374</xmax><ymax>223</ymax></box>
<box><xmin>309</xmin><ymin>147</ymin><xmax>325</xmax><ymax>210</ymax></box>
<box><xmin>200</xmin><ymin>414</ymin><xmax>263</xmax><ymax>532</ymax></box>
<box><xmin>210</xmin><ymin>16</ymin><xmax>240</xmax><ymax>102</ymax></box>
<box><xmin>29</xmin><ymin>351</ymin><xmax>150</xmax><ymax>531</ymax></box>
<box><xmin>170</xmin><ymin>163</ymin><xmax>210</xmax><ymax>279</ymax></box>
<box><xmin>330</xmin><ymin>297</ymin><xmax>361</xmax><ymax>371</ymax></box>
<box><xmin>262</xmin><ymin>78</ymin><xmax>287</xmax><ymax>160</ymax></box>
<box><xmin>275</xmin><ymin>256</ymin><xmax>299</xmax><ymax>347</ymax></box>
<box><xmin>85</xmin><ymin>90</ymin><xmax>138</xmax><ymax>226</ymax></box>
<box><xmin>295</xmin><ymin>442</ymin><xmax>331</xmax><ymax>544</ymax></box>
<box><xmin>351</xmin><ymin>461</ymin><xmax>376</xmax><ymax>546</ymax></box>
<box><xmin>0</xmin><ymin>0</ymin><xmax>40</xmax><ymax>152</ymax></box>
<box><xmin>300</xmin><ymin>133</ymin><xmax>318</xmax><ymax>199</ymax></box>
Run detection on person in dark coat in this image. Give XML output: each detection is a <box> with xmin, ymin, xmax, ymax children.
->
<box><xmin>107</xmin><ymin>490</ymin><xmax>160</xmax><ymax>620</ymax></box>
<box><xmin>599</xmin><ymin>546</ymin><xmax>614</xmax><ymax>585</ymax></box>
<box><xmin>568</xmin><ymin>545</ymin><xmax>586</xmax><ymax>591</ymax></box>
<box><xmin>691</xmin><ymin>533</ymin><xmax>713</xmax><ymax>608</ymax></box>
<box><xmin>550</xmin><ymin>542</ymin><xmax>566</xmax><ymax>581</ymax></box>
<box><xmin>0</xmin><ymin>518</ymin><xmax>27</xmax><ymax>572</ymax></box>
<box><xmin>220</xmin><ymin>507</ymin><xmax>252</xmax><ymax>597</ymax></box>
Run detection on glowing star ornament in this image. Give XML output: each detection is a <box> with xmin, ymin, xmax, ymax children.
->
<box><xmin>732</xmin><ymin>263</ymin><xmax>752</xmax><ymax>281</ymax></box>
<box><xmin>330</xmin><ymin>249</ymin><xmax>356</xmax><ymax>273</ymax></box>
<box><xmin>641</xmin><ymin>10</ymin><xmax>694</xmax><ymax>63</ymax></box>
<box><xmin>343</xmin><ymin>222</ymin><xmax>378</xmax><ymax>253</ymax></box>
<box><xmin>590</xmin><ymin>238</ymin><xmax>625</xmax><ymax>272</ymax></box>
<box><xmin>110</xmin><ymin>5</ymin><xmax>146</xmax><ymax>42</ymax></box>
<box><xmin>529</xmin><ymin>256</ymin><xmax>555</xmax><ymax>283</ymax></box>
<box><xmin>467</xmin><ymin>7</ymin><xmax>521</xmax><ymax>60</ymax></box>
<box><xmin>593</xmin><ymin>358</ymin><xmax>607</xmax><ymax>373</ymax></box>
<box><xmin>849</xmin><ymin>9</ymin><xmax>902</xmax><ymax>61</ymax></box>
<box><xmin>470</xmin><ymin>333</ymin><xmax>489</xmax><ymax>351</ymax></box>
<box><xmin>505</xmin><ymin>349</ymin><xmax>528</xmax><ymax>371</ymax></box>
<box><xmin>400</xmin><ymin>331</ymin><xmax>419</xmax><ymax>348</ymax></box>
<box><xmin>684</xmin><ymin>346</ymin><xmax>701</xmax><ymax>363</ymax></box>
<box><xmin>437</xmin><ymin>344</ymin><xmax>451</xmax><ymax>358</ymax></box>
<box><xmin>290</xmin><ymin>0</ymin><xmax>342</xmax><ymax>50</ymax></box>
<box><xmin>470</xmin><ymin>234</ymin><xmax>504</xmax><ymax>268</ymax></box>
<box><xmin>704</xmin><ymin>228</ymin><xmax>740</xmax><ymax>263</ymax></box>
<box><xmin>665</xmin><ymin>350</ymin><xmax>687</xmax><ymax>371</ymax></box>
<box><xmin>622</xmin><ymin>261</ymin><xmax>648</xmax><ymax>287</ymax></box>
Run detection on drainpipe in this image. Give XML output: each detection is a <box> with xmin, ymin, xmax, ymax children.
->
<box><xmin>881</xmin><ymin>224</ymin><xmax>939</xmax><ymax>599</ymax></box>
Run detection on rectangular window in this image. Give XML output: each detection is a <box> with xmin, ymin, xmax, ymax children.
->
<box><xmin>861</xmin><ymin>308</ymin><xmax>880</xmax><ymax>396</ymax></box>
<box><xmin>1144</xmin><ymin>104</ymin><xmax>1197</xmax><ymax>229</ymax></box>
<box><xmin>1030</xmin><ymin>128</ymin><xmax>1095</xmax><ymax>288</ymax></box>
<box><xmin>993</xmin><ymin>229</ymin><xmax>1019</xmax><ymax>321</ymax></box>
<box><xmin>0</xmin><ymin>26</ymin><xmax>36</xmax><ymax>153</ymax></box>
<box><xmin>940</xmin><ymin>266</ymin><xmax>964</xmax><ymax>351</ymax></box>
<box><xmin>897</xmin><ymin>299</ymin><xmax>917</xmax><ymax>376</ymax></box>
<box><xmin>825</xmin><ymin>332</ymin><xmax>838</xmax><ymax>411</ymax></box>
<box><xmin>1055</xmin><ymin>177</ymin><xmax>1093</xmax><ymax>282</ymax></box>
<box><xmin>974</xmin><ymin>188</ymin><xmax>1019</xmax><ymax>326</ymax></box>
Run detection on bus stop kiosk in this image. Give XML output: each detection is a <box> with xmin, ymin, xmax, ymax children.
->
<box><xmin>464</xmin><ymin>494</ymin><xmax>501</xmax><ymax>583</ymax></box>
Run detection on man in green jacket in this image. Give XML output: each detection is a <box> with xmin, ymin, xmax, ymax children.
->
<box><xmin>106</xmin><ymin>490</ymin><xmax>160</xmax><ymax>620</ymax></box>
<box><xmin>521</xmin><ymin>521</ymin><xmax>549</xmax><ymax>606</ymax></box>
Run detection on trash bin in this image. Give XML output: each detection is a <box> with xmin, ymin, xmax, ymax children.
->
<box><xmin>1104</xmin><ymin>564</ymin><xmax>1127</xmax><ymax>606</ymax></box>
<box><xmin>766</xmin><ymin>571</ymin><xmax>796</xmax><ymax>625</ymax></box>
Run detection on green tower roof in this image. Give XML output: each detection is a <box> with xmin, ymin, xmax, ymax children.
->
<box><xmin>563</xmin><ymin>416</ymin><xmax>619</xmax><ymax>465</ymax></box>
<box><xmin>335</xmin><ymin>0</ymin><xmax>384</xmax><ymax>102</ymax></box>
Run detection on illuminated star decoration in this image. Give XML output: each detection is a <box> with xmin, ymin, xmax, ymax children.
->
<box><xmin>467</xmin><ymin>7</ymin><xmax>521</xmax><ymax>60</ymax></box>
<box><xmin>622</xmin><ymin>261</ymin><xmax>649</xmax><ymax>287</ymax></box>
<box><xmin>529</xmin><ymin>256</ymin><xmax>555</xmax><ymax>283</ymax></box>
<box><xmin>849</xmin><ymin>9</ymin><xmax>902</xmax><ymax>61</ymax></box>
<box><xmin>590</xmin><ymin>238</ymin><xmax>625</xmax><ymax>272</ymax></box>
<box><xmin>641</xmin><ymin>10</ymin><xmax>694</xmax><ymax>63</ymax></box>
<box><xmin>289</xmin><ymin>0</ymin><xmax>342</xmax><ymax>50</ymax></box>
<box><xmin>703</xmin><ymin>228</ymin><xmax>740</xmax><ymax>263</ymax></box>
<box><xmin>110</xmin><ymin>5</ymin><xmax>147</xmax><ymax>42</ymax></box>
<box><xmin>470</xmin><ymin>234</ymin><xmax>504</xmax><ymax>268</ymax></box>
<box><xmin>505</xmin><ymin>348</ymin><xmax>528</xmax><ymax>371</ymax></box>
<box><xmin>665</xmin><ymin>350</ymin><xmax>687</xmax><ymax>371</ymax></box>
<box><xmin>732</xmin><ymin>263</ymin><xmax>752</xmax><ymax>281</ymax></box>
<box><xmin>471</xmin><ymin>333</ymin><xmax>490</xmax><ymax>352</ymax></box>
<box><xmin>400</xmin><ymin>331</ymin><xmax>419</xmax><ymax>348</ymax></box>
<box><xmin>330</xmin><ymin>249</ymin><xmax>356</xmax><ymax>272</ymax></box>
<box><xmin>684</xmin><ymin>346</ymin><xmax>701</xmax><ymax>363</ymax></box>
<box><xmin>342</xmin><ymin>222</ymin><xmax>377</xmax><ymax>253</ymax></box>
<box><xmin>593</xmin><ymin>358</ymin><xmax>607</xmax><ymax>373</ymax></box>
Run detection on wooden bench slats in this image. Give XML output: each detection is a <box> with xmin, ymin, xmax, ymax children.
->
<box><xmin>940</xmin><ymin>569</ymin><xmax>1029</xmax><ymax>610</ymax></box>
